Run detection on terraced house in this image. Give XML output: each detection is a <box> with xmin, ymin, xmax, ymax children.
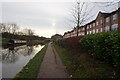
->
<box><xmin>63</xmin><ymin>7</ymin><xmax>120</xmax><ymax>39</ymax></box>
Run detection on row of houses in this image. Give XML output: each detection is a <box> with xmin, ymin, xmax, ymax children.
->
<box><xmin>63</xmin><ymin>7</ymin><xmax>120</xmax><ymax>39</ymax></box>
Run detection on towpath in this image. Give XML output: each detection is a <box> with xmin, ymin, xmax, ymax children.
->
<box><xmin>37</xmin><ymin>42</ymin><xmax>68</xmax><ymax>78</ymax></box>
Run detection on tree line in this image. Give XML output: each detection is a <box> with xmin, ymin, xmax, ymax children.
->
<box><xmin>0</xmin><ymin>23</ymin><xmax>46</xmax><ymax>41</ymax></box>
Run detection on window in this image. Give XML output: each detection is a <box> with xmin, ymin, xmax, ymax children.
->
<box><xmin>101</xmin><ymin>20</ymin><xmax>103</xmax><ymax>24</ymax></box>
<box><xmin>112</xmin><ymin>24</ymin><xmax>118</xmax><ymax>30</ymax></box>
<box><xmin>96</xmin><ymin>21</ymin><xmax>99</xmax><ymax>26</ymax></box>
<box><xmin>101</xmin><ymin>28</ymin><xmax>102</xmax><ymax>32</ymax></box>
<box><xmin>90</xmin><ymin>31</ymin><xmax>92</xmax><ymax>34</ymax></box>
<box><xmin>113</xmin><ymin>14</ymin><xmax>117</xmax><ymax>20</ymax></box>
<box><xmin>87</xmin><ymin>31</ymin><xmax>89</xmax><ymax>34</ymax></box>
<box><xmin>82</xmin><ymin>28</ymin><xmax>85</xmax><ymax>31</ymax></box>
<box><xmin>93</xmin><ymin>29</ymin><xmax>95</xmax><ymax>34</ymax></box>
<box><xmin>105</xmin><ymin>26</ymin><xmax>110</xmax><ymax>32</ymax></box>
<box><xmin>90</xmin><ymin>25</ymin><xmax>92</xmax><ymax>28</ymax></box>
<box><xmin>106</xmin><ymin>17</ymin><xmax>110</xmax><ymax>22</ymax></box>
<box><xmin>96</xmin><ymin>29</ymin><xmax>98</xmax><ymax>33</ymax></box>
<box><xmin>87</xmin><ymin>31</ymin><xmax>90</xmax><ymax>34</ymax></box>
<box><xmin>82</xmin><ymin>32</ymin><xmax>85</xmax><ymax>35</ymax></box>
<box><xmin>93</xmin><ymin>23</ymin><xmax>95</xmax><ymax>27</ymax></box>
<box><xmin>78</xmin><ymin>33</ymin><xmax>81</xmax><ymax>36</ymax></box>
<box><xmin>87</xmin><ymin>26</ymin><xmax>89</xmax><ymax>29</ymax></box>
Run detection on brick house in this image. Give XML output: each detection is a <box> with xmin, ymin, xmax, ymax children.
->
<box><xmin>85</xmin><ymin>8</ymin><xmax>120</xmax><ymax>35</ymax></box>
<box><xmin>63</xmin><ymin>31</ymin><xmax>72</xmax><ymax>38</ymax></box>
<box><xmin>104</xmin><ymin>9</ymin><xmax>120</xmax><ymax>32</ymax></box>
<box><xmin>85</xmin><ymin>20</ymin><xmax>96</xmax><ymax>35</ymax></box>
<box><xmin>78</xmin><ymin>26</ymin><xmax>86</xmax><ymax>36</ymax></box>
<box><xmin>63</xmin><ymin>7</ymin><xmax>120</xmax><ymax>39</ymax></box>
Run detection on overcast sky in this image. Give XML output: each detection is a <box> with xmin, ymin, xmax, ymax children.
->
<box><xmin>1</xmin><ymin>0</ymin><xmax>119</xmax><ymax>38</ymax></box>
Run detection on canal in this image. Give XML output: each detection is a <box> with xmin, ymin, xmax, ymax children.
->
<box><xmin>0</xmin><ymin>44</ymin><xmax>44</xmax><ymax>78</ymax></box>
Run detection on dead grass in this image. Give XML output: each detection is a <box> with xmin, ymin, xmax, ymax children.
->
<box><xmin>54</xmin><ymin>44</ymin><xmax>117</xmax><ymax>78</ymax></box>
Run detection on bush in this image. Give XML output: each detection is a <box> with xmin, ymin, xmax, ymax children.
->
<box><xmin>65</xmin><ymin>37</ymin><xmax>80</xmax><ymax>47</ymax></box>
<box><xmin>55</xmin><ymin>37</ymin><xmax>82</xmax><ymax>48</ymax></box>
<box><xmin>54</xmin><ymin>39</ymin><xmax>66</xmax><ymax>48</ymax></box>
<box><xmin>80</xmin><ymin>30</ymin><xmax>120</xmax><ymax>69</ymax></box>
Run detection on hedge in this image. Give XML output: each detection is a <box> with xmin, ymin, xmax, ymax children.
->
<box><xmin>80</xmin><ymin>30</ymin><xmax>120</xmax><ymax>69</ymax></box>
<box><xmin>54</xmin><ymin>39</ymin><xmax>66</xmax><ymax>48</ymax></box>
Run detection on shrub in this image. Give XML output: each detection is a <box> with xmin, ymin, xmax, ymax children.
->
<box><xmin>64</xmin><ymin>37</ymin><xmax>81</xmax><ymax>48</ymax></box>
<box><xmin>80</xmin><ymin>30</ymin><xmax>120</xmax><ymax>69</ymax></box>
<box><xmin>54</xmin><ymin>39</ymin><xmax>66</xmax><ymax>48</ymax></box>
<box><xmin>54</xmin><ymin>37</ymin><xmax>81</xmax><ymax>48</ymax></box>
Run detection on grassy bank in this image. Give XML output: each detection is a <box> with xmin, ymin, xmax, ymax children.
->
<box><xmin>14</xmin><ymin>44</ymin><xmax>48</xmax><ymax>79</ymax></box>
<box><xmin>53</xmin><ymin>44</ymin><xmax>117</xmax><ymax>78</ymax></box>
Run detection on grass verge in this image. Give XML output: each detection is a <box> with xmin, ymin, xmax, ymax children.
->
<box><xmin>53</xmin><ymin>44</ymin><xmax>116</xmax><ymax>78</ymax></box>
<box><xmin>14</xmin><ymin>44</ymin><xmax>48</xmax><ymax>79</ymax></box>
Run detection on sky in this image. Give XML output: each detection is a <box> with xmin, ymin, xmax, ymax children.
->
<box><xmin>1</xmin><ymin>0</ymin><xmax>119</xmax><ymax>38</ymax></box>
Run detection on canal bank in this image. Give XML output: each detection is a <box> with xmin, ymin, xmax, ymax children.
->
<box><xmin>14</xmin><ymin>44</ymin><xmax>48</xmax><ymax>78</ymax></box>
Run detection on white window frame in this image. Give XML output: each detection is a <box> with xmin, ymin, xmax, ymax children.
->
<box><xmin>82</xmin><ymin>28</ymin><xmax>85</xmax><ymax>31</ymax></box>
<box><xmin>93</xmin><ymin>29</ymin><xmax>95</xmax><ymax>34</ymax></box>
<box><xmin>105</xmin><ymin>26</ymin><xmax>110</xmax><ymax>32</ymax></box>
<box><xmin>87</xmin><ymin>26</ymin><xmax>89</xmax><ymax>29</ymax></box>
<box><xmin>93</xmin><ymin>23</ymin><xmax>95</xmax><ymax>27</ymax></box>
<box><xmin>87</xmin><ymin>31</ymin><xmax>88</xmax><ymax>34</ymax></box>
<box><xmin>90</xmin><ymin>31</ymin><xmax>91</xmax><ymax>34</ymax></box>
<box><xmin>101</xmin><ymin>20</ymin><xmax>103</xmax><ymax>24</ymax></box>
<box><xmin>96</xmin><ymin>29</ymin><xmax>98</xmax><ymax>33</ymax></box>
<box><xmin>100</xmin><ymin>28</ymin><xmax>103</xmax><ymax>32</ymax></box>
<box><xmin>112</xmin><ymin>24</ymin><xmax>118</xmax><ymax>30</ymax></box>
<box><xmin>113</xmin><ymin>14</ymin><xmax>117</xmax><ymax>20</ymax></box>
<box><xmin>96</xmin><ymin>21</ymin><xmax>99</xmax><ymax>26</ymax></box>
<box><xmin>90</xmin><ymin>25</ymin><xmax>92</xmax><ymax>28</ymax></box>
<box><xmin>106</xmin><ymin>17</ymin><xmax>110</xmax><ymax>22</ymax></box>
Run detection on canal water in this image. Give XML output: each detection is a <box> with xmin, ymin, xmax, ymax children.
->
<box><xmin>0</xmin><ymin>44</ymin><xmax>44</xmax><ymax>78</ymax></box>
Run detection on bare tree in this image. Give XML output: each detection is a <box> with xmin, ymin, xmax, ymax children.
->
<box><xmin>27</xmin><ymin>29</ymin><xmax>34</xmax><ymax>36</ymax></box>
<box><xmin>11</xmin><ymin>24</ymin><xmax>19</xmax><ymax>35</ymax></box>
<box><xmin>70</xmin><ymin>1</ymin><xmax>95</xmax><ymax>36</ymax></box>
<box><xmin>0</xmin><ymin>23</ymin><xmax>11</xmax><ymax>33</ymax></box>
<box><xmin>0</xmin><ymin>23</ymin><xmax>5</xmax><ymax>33</ymax></box>
<box><xmin>17</xmin><ymin>32</ymin><xmax>24</xmax><ymax>35</ymax></box>
<box><xmin>0</xmin><ymin>23</ymin><xmax>19</xmax><ymax>34</ymax></box>
<box><xmin>0</xmin><ymin>23</ymin><xmax>3</xmax><ymax>33</ymax></box>
<box><xmin>5</xmin><ymin>24</ymin><xmax>11</xmax><ymax>33</ymax></box>
<box><xmin>22</xmin><ymin>28</ymin><xmax>34</xmax><ymax>36</ymax></box>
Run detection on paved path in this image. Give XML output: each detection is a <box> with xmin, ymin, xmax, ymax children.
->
<box><xmin>37</xmin><ymin>42</ymin><xmax>68</xmax><ymax>78</ymax></box>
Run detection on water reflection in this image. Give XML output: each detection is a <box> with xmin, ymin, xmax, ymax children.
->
<box><xmin>2</xmin><ymin>46</ymin><xmax>18</xmax><ymax>64</ymax></box>
<box><xmin>1</xmin><ymin>45</ymin><xmax>35</xmax><ymax>63</ymax></box>
<box><xmin>26</xmin><ymin>46</ymin><xmax>33</xmax><ymax>56</ymax></box>
<box><xmin>1</xmin><ymin>44</ymin><xmax>44</xmax><ymax>78</ymax></box>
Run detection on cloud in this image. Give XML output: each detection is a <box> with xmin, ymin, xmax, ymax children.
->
<box><xmin>2</xmin><ymin>1</ymin><xmax>118</xmax><ymax>37</ymax></box>
<box><xmin>2</xmin><ymin>2</ymin><xmax>73</xmax><ymax>37</ymax></box>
